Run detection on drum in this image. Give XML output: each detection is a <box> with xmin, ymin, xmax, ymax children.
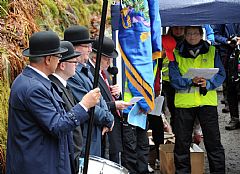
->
<box><xmin>79</xmin><ymin>155</ymin><xmax>129</xmax><ymax>174</ymax></box>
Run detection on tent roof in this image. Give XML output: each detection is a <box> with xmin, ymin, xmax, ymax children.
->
<box><xmin>111</xmin><ymin>0</ymin><xmax>240</xmax><ymax>29</ymax></box>
<box><xmin>160</xmin><ymin>0</ymin><xmax>240</xmax><ymax>26</ymax></box>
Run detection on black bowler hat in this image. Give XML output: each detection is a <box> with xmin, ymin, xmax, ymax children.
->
<box><xmin>59</xmin><ymin>41</ymin><xmax>81</xmax><ymax>62</ymax></box>
<box><xmin>64</xmin><ymin>25</ymin><xmax>95</xmax><ymax>45</ymax></box>
<box><xmin>92</xmin><ymin>37</ymin><xmax>118</xmax><ymax>58</ymax></box>
<box><xmin>22</xmin><ymin>31</ymin><xmax>67</xmax><ymax>57</ymax></box>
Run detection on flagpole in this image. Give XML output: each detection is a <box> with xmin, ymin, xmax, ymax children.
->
<box><xmin>83</xmin><ymin>0</ymin><xmax>108</xmax><ymax>173</ymax></box>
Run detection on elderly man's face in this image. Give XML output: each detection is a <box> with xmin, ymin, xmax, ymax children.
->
<box><xmin>50</xmin><ymin>54</ymin><xmax>61</xmax><ymax>74</ymax></box>
<box><xmin>74</xmin><ymin>44</ymin><xmax>92</xmax><ymax>64</ymax></box>
<box><xmin>100</xmin><ymin>55</ymin><xmax>112</xmax><ymax>70</ymax></box>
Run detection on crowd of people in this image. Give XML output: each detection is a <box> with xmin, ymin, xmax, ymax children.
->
<box><xmin>6</xmin><ymin>24</ymin><xmax>240</xmax><ymax>174</ymax></box>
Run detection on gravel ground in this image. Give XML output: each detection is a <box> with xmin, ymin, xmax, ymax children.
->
<box><xmin>153</xmin><ymin>91</ymin><xmax>240</xmax><ymax>174</ymax></box>
<box><xmin>203</xmin><ymin>92</ymin><xmax>240</xmax><ymax>174</ymax></box>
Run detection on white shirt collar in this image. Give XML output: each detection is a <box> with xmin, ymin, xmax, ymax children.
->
<box><xmin>28</xmin><ymin>65</ymin><xmax>49</xmax><ymax>80</ymax></box>
<box><xmin>52</xmin><ymin>73</ymin><xmax>67</xmax><ymax>87</ymax></box>
<box><xmin>89</xmin><ymin>59</ymin><xmax>104</xmax><ymax>78</ymax></box>
<box><xmin>89</xmin><ymin>59</ymin><xmax>95</xmax><ymax>68</ymax></box>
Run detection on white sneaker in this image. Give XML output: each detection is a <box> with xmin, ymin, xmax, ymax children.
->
<box><xmin>148</xmin><ymin>163</ymin><xmax>154</xmax><ymax>173</ymax></box>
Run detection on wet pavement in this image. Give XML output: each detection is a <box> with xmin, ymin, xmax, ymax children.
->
<box><xmin>152</xmin><ymin>91</ymin><xmax>240</xmax><ymax>174</ymax></box>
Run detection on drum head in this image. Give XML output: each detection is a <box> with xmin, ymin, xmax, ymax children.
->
<box><xmin>79</xmin><ymin>155</ymin><xmax>129</xmax><ymax>174</ymax></box>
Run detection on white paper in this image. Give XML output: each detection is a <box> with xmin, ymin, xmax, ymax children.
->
<box><xmin>183</xmin><ymin>68</ymin><xmax>219</xmax><ymax>79</ymax></box>
<box><xmin>149</xmin><ymin>96</ymin><xmax>164</xmax><ymax>116</ymax></box>
<box><xmin>129</xmin><ymin>97</ymin><xmax>144</xmax><ymax>104</ymax></box>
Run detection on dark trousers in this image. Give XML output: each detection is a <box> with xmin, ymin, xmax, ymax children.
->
<box><xmin>174</xmin><ymin>106</ymin><xmax>225</xmax><ymax>174</ymax></box>
<box><xmin>148</xmin><ymin>114</ymin><xmax>164</xmax><ymax>159</ymax></box>
<box><xmin>227</xmin><ymin>80</ymin><xmax>239</xmax><ymax>120</ymax></box>
<box><xmin>221</xmin><ymin>54</ymin><xmax>229</xmax><ymax>104</ymax></box>
<box><xmin>121</xmin><ymin>119</ymin><xmax>149</xmax><ymax>174</ymax></box>
<box><xmin>108</xmin><ymin>115</ymin><xmax>123</xmax><ymax>163</ymax></box>
<box><xmin>162</xmin><ymin>81</ymin><xmax>176</xmax><ymax>133</ymax></box>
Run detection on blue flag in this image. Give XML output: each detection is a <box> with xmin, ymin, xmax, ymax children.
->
<box><xmin>118</xmin><ymin>0</ymin><xmax>162</xmax><ymax>110</ymax></box>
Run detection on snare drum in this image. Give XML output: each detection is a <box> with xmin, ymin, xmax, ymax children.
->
<box><xmin>79</xmin><ymin>156</ymin><xmax>129</xmax><ymax>174</ymax></box>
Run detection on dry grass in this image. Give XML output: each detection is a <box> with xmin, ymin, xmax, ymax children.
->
<box><xmin>0</xmin><ymin>0</ymin><xmax>104</xmax><ymax>173</ymax></box>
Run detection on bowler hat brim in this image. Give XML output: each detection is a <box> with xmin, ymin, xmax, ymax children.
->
<box><xmin>71</xmin><ymin>39</ymin><xmax>95</xmax><ymax>45</ymax></box>
<box><xmin>60</xmin><ymin>51</ymin><xmax>81</xmax><ymax>62</ymax></box>
<box><xmin>22</xmin><ymin>47</ymin><xmax>67</xmax><ymax>58</ymax></box>
<box><xmin>92</xmin><ymin>48</ymin><xmax>118</xmax><ymax>59</ymax></box>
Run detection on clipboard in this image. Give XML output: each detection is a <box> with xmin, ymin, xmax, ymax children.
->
<box><xmin>183</xmin><ymin>68</ymin><xmax>219</xmax><ymax>79</ymax></box>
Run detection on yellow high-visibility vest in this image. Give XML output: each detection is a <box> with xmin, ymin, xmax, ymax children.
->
<box><xmin>174</xmin><ymin>46</ymin><xmax>218</xmax><ymax>108</ymax></box>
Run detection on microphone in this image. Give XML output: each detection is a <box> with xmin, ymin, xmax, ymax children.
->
<box><xmin>107</xmin><ymin>66</ymin><xmax>118</xmax><ymax>85</ymax></box>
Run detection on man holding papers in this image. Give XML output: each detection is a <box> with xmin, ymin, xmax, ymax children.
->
<box><xmin>169</xmin><ymin>26</ymin><xmax>226</xmax><ymax>174</ymax></box>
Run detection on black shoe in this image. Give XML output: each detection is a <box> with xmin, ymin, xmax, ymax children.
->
<box><xmin>225</xmin><ymin>120</ymin><xmax>240</xmax><ymax>130</ymax></box>
<box><xmin>222</xmin><ymin>105</ymin><xmax>230</xmax><ymax>113</ymax></box>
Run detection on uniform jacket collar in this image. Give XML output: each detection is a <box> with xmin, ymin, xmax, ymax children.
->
<box><xmin>23</xmin><ymin>66</ymin><xmax>52</xmax><ymax>90</ymax></box>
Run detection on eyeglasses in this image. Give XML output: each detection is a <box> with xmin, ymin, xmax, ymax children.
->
<box><xmin>80</xmin><ymin>44</ymin><xmax>92</xmax><ymax>48</ymax></box>
<box><xmin>52</xmin><ymin>54</ymin><xmax>62</xmax><ymax>59</ymax></box>
<box><xmin>64</xmin><ymin>60</ymin><xmax>79</xmax><ymax>64</ymax></box>
<box><xmin>186</xmin><ymin>32</ymin><xmax>200</xmax><ymax>36</ymax></box>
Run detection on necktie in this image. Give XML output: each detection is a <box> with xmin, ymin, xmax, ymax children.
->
<box><xmin>101</xmin><ymin>70</ymin><xmax>110</xmax><ymax>88</ymax></box>
<box><xmin>101</xmin><ymin>70</ymin><xmax>121</xmax><ymax>116</ymax></box>
<box><xmin>81</xmin><ymin>67</ymin><xmax>88</xmax><ymax>77</ymax></box>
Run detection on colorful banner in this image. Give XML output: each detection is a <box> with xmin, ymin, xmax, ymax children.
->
<box><xmin>118</xmin><ymin>0</ymin><xmax>162</xmax><ymax>110</ymax></box>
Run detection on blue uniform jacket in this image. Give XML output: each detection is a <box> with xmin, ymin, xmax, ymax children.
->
<box><xmin>6</xmin><ymin>66</ymin><xmax>89</xmax><ymax>174</ymax></box>
<box><xmin>68</xmin><ymin>64</ymin><xmax>114</xmax><ymax>156</ymax></box>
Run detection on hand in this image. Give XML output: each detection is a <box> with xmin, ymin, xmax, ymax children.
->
<box><xmin>198</xmin><ymin>78</ymin><xmax>206</xmax><ymax>87</ymax></box>
<box><xmin>102</xmin><ymin>121</ymin><xmax>114</xmax><ymax>135</ymax></box>
<box><xmin>110</xmin><ymin>121</ymin><xmax>114</xmax><ymax>131</ymax></box>
<box><xmin>192</xmin><ymin>77</ymin><xmax>206</xmax><ymax>87</ymax></box>
<box><xmin>81</xmin><ymin>88</ymin><xmax>101</xmax><ymax>109</ymax></box>
<box><xmin>102</xmin><ymin>126</ymin><xmax>110</xmax><ymax>135</ymax></box>
<box><xmin>138</xmin><ymin>108</ymin><xmax>149</xmax><ymax>115</ymax></box>
<box><xmin>110</xmin><ymin>84</ymin><xmax>121</xmax><ymax>97</ymax></box>
<box><xmin>192</xmin><ymin>76</ymin><xmax>201</xmax><ymax>85</ymax></box>
<box><xmin>115</xmin><ymin>101</ymin><xmax>132</xmax><ymax>110</ymax></box>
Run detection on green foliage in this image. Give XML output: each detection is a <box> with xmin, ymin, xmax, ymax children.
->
<box><xmin>40</xmin><ymin>0</ymin><xmax>59</xmax><ymax>17</ymax></box>
<box><xmin>0</xmin><ymin>0</ymin><xmax>9</xmax><ymax>17</ymax></box>
<box><xmin>87</xmin><ymin>1</ymin><xmax>102</xmax><ymax>14</ymax></box>
<box><xmin>0</xmin><ymin>48</ymin><xmax>10</xmax><ymax>170</ymax></box>
<box><xmin>35</xmin><ymin>0</ymin><xmax>101</xmax><ymax>38</ymax></box>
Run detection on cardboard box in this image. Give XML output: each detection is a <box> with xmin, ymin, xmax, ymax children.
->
<box><xmin>160</xmin><ymin>144</ymin><xmax>204</xmax><ymax>174</ymax></box>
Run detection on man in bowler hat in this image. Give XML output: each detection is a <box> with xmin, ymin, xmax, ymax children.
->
<box><xmin>49</xmin><ymin>41</ymin><xmax>83</xmax><ymax>174</ymax></box>
<box><xmin>64</xmin><ymin>26</ymin><xmax>115</xmax><ymax>157</ymax></box>
<box><xmin>6</xmin><ymin>31</ymin><xmax>101</xmax><ymax>174</ymax></box>
<box><xmin>64</xmin><ymin>25</ymin><xmax>94</xmax><ymax>65</ymax></box>
<box><xmin>88</xmin><ymin>36</ymin><xmax>131</xmax><ymax>163</ymax></box>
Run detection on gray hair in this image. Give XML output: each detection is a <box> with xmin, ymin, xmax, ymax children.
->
<box><xmin>29</xmin><ymin>57</ymin><xmax>45</xmax><ymax>63</ymax></box>
<box><xmin>89</xmin><ymin>52</ymin><xmax>96</xmax><ymax>60</ymax></box>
